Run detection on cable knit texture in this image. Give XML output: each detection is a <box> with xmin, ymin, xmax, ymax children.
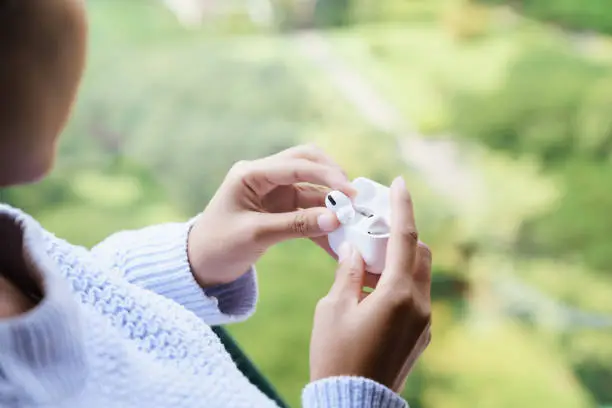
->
<box><xmin>0</xmin><ymin>204</ymin><xmax>408</xmax><ymax>408</ymax></box>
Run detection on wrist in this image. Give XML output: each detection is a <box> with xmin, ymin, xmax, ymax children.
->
<box><xmin>187</xmin><ymin>220</ymin><xmax>254</xmax><ymax>288</ymax></box>
<box><xmin>304</xmin><ymin>376</ymin><xmax>407</xmax><ymax>408</ymax></box>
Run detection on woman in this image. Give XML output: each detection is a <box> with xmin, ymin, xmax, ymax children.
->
<box><xmin>0</xmin><ymin>1</ymin><xmax>432</xmax><ymax>407</ymax></box>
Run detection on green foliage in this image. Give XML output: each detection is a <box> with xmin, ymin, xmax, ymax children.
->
<box><xmin>340</xmin><ymin>0</ymin><xmax>443</xmax><ymax>25</ymax></box>
<box><xmin>451</xmin><ymin>44</ymin><xmax>612</xmax><ymax>275</ymax></box>
<box><xmin>3</xmin><ymin>159</ymin><xmax>184</xmax><ymax>247</ymax></box>
<box><xmin>519</xmin><ymin>160</ymin><xmax>612</xmax><ymax>272</ymax></box>
<box><xmin>477</xmin><ymin>0</ymin><xmax>612</xmax><ymax>34</ymax></box>
<box><xmin>441</xmin><ymin>0</ymin><xmax>492</xmax><ymax>41</ymax></box>
<box><xmin>313</xmin><ymin>0</ymin><xmax>352</xmax><ymax>27</ymax></box>
<box><xmin>68</xmin><ymin>2</ymin><xmax>324</xmax><ymax>215</ymax></box>
<box><xmin>452</xmin><ymin>46</ymin><xmax>607</xmax><ymax>164</ymax></box>
<box><xmin>274</xmin><ymin>0</ymin><xmax>443</xmax><ymax>29</ymax></box>
<box><xmin>423</xmin><ymin>320</ymin><xmax>594</xmax><ymax>408</ymax></box>
<box><xmin>523</xmin><ymin>0</ymin><xmax>612</xmax><ymax>33</ymax></box>
<box><xmin>1</xmin><ymin>173</ymin><xmax>76</xmax><ymax>213</ymax></box>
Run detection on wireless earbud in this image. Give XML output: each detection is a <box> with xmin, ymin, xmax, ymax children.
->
<box><xmin>325</xmin><ymin>191</ymin><xmax>356</xmax><ymax>224</ymax></box>
<box><xmin>325</xmin><ymin>178</ymin><xmax>392</xmax><ymax>274</ymax></box>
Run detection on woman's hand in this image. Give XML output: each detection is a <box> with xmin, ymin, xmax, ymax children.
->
<box><xmin>188</xmin><ymin>145</ymin><xmax>356</xmax><ymax>287</ymax></box>
<box><xmin>309</xmin><ymin>177</ymin><xmax>432</xmax><ymax>393</ymax></box>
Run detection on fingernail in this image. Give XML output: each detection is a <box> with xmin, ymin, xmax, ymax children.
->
<box><xmin>391</xmin><ymin>176</ymin><xmax>407</xmax><ymax>191</ymax></box>
<box><xmin>338</xmin><ymin>242</ymin><xmax>352</xmax><ymax>262</ymax></box>
<box><xmin>317</xmin><ymin>212</ymin><xmax>338</xmax><ymax>232</ymax></box>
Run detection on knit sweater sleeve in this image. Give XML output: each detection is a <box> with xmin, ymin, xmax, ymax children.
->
<box><xmin>302</xmin><ymin>377</ymin><xmax>408</xmax><ymax>408</ymax></box>
<box><xmin>91</xmin><ymin>218</ymin><xmax>257</xmax><ymax>326</ymax></box>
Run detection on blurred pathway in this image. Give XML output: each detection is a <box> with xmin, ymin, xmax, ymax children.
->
<box><xmin>292</xmin><ymin>29</ymin><xmax>612</xmax><ymax>330</ymax></box>
<box><xmin>292</xmin><ymin>30</ymin><xmax>479</xmax><ymax>207</ymax></box>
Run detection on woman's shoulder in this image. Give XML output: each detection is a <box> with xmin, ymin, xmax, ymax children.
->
<box><xmin>0</xmin><ymin>203</ymin><xmax>37</xmax><ymax>226</ymax></box>
<box><xmin>0</xmin><ymin>203</ymin><xmax>59</xmax><ymax>251</ymax></box>
<box><xmin>0</xmin><ymin>202</ymin><xmax>108</xmax><ymax>294</ymax></box>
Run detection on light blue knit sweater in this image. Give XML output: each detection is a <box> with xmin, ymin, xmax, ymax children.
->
<box><xmin>0</xmin><ymin>205</ymin><xmax>408</xmax><ymax>408</ymax></box>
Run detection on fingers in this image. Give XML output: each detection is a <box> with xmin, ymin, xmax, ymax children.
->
<box><xmin>292</xmin><ymin>183</ymin><xmax>329</xmax><ymax>209</ymax></box>
<box><xmin>380</xmin><ymin>176</ymin><xmax>418</xmax><ymax>287</ymax></box>
<box><xmin>359</xmin><ymin>273</ymin><xmax>381</xmax><ymax>301</ymax></box>
<box><xmin>257</xmin><ymin>207</ymin><xmax>340</xmax><ymax>244</ymax></box>
<box><xmin>235</xmin><ymin>144</ymin><xmax>355</xmax><ymax>198</ymax></box>
<box><xmin>261</xmin><ymin>183</ymin><xmax>328</xmax><ymax>214</ymax></box>
<box><xmin>363</xmin><ymin>272</ymin><xmax>381</xmax><ymax>290</ymax></box>
<box><xmin>244</xmin><ymin>158</ymin><xmax>354</xmax><ymax>197</ymax></box>
<box><xmin>327</xmin><ymin>243</ymin><xmax>366</xmax><ymax>303</ymax></box>
<box><xmin>283</xmin><ymin>182</ymin><xmax>349</xmax><ymax>213</ymax></box>
<box><xmin>309</xmin><ymin>235</ymin><xmax>381</xmax><ymax>300</ymax></box>
<box><xmin>277</xmin><ymin>144</ymin><xmax>346</xmax><ymax>177</ymax></box>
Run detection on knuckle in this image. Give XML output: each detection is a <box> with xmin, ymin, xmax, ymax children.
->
<box><xmin>417</xmin><ymin>242</ymin><xmax>432</xmax><ymax>262</ymax></box>
<box><xmin>415</xmin><ymin>303</ymin><xmax>432</xmax><ymax>324</ymax></box>
<box><xmin>388</xmin><ymin>288</ymin><xmax>415</xmax><ymax>311</ymax></box>
<box><xmin>415</xmin><ymin>309</ymin><xmax>432</xmax><ymax>333</ymax></box>
<box><xmin>299</xmin><ymin>142</ymin><xmax>319</xmax><ymax>151</ymax></box>
<box><xmin>305</xmin><ymin>143</ymin><xmax>324</xmax><ymax>155</ymax></box>
<box><xmin>290</xmin><ymin>143</ymin><xmax>317</xmax><ymax>157</ymax></box>
<box><xmin>291</xmin><ymin>167</ymin><xmax>304</xmax><ymax>183</ymax></box>
<box><xmin>290</xmin><ymin>212</ymin><xmax>310</xmax><ymax>236</ymax></box>
<box><xmin>249</xmin><ymin>223</ymin><xmax>268</xmax><ymax>245</ymax></box>
<box><xmin>386</xmin><ymin>290</ymin><xmax>431</xmax><ymax>329</ymax></box>
<box><xmin>346</xmin><ymin>264</ymin><xmax>363</xmax><ymax>285</ymax></box>
<box><xmin>315</xmin><ymin>297</ymin><xmax>329</xmax><ymax>312</ymax></box>
<box><xmin>399</xmin><ymin>224</ymin><xmax>419</xmax><ymax>243</ymax></box>
<box><xmin>230</xmin><ymin>160</ymin><xmax>251</xmax><ymax>177</ymax></box>
<box><xmin>408</xmin><ymin>300</ymin><xmax>432</xmax><ymax>332</ymax></box>
<box><xmin>315</xmin><ymin>296</ymin><xmax>339</xmax><ymax>313</ymax></box>
<box><xmin>417</xmin><ymin>241</ymin><xmax>431</xmax><ymax>253</ymax></box>
<box><xmin>295</xmin><ymin>143</ymin><xmax>331</xmax><ymax>163</ymax></box>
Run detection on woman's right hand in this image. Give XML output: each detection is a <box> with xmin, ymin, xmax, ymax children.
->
<box><xmin>309</xmin><ymin>176</ymin><xmax>432</xmax><ymax>392</ymax></box>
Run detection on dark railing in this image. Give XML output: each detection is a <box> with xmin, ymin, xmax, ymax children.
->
<box><xmin>212</xmin><ymin>326</ymin><xmax>290</xmax><ymax>408</ymax></box>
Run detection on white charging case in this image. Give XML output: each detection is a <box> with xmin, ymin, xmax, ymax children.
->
<box><xmin>327</xmin><ymin>177</ymin><xmax>391</xmax><ymax>274</ymax></box>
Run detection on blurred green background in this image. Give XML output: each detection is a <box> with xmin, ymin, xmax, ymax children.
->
<box><xmin>3</xmin><ymin>0</ymin><xmax>612</xmax><ymax>406</ymax></box>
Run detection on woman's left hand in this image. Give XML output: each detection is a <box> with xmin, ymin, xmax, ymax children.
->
<box><xmin>187</xmin><ymin>145</ymin><xmax>356</xmax><ymax>287</ymax></box>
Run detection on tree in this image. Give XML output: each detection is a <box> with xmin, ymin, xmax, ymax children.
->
<box><xmin>451</xmin><ymin>44</ymin><xmax>612</xmax><ymax>275</ymax></box>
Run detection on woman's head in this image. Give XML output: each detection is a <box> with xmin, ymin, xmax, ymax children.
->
<box><xmin>0</xmin><ymin>0</ymin><xmax>87</xmax><ymax>187</ymax></box>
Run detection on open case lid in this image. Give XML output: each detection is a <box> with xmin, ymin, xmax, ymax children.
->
<box><xmin>352</xmin><ymin>177</ymin><xmax>391</xmax><ymax>223</ymax></box>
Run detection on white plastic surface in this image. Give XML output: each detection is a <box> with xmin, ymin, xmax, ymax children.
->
<box><xmin>327</xmin><ymin>177</ymin><xmax>391</xmax><ymax>274</ymax></box>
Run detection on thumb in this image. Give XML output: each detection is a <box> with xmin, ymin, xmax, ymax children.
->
<box><xmin>258</xmin><ymin>207</ymin><xmax>340</xmax><ymax>244</ymax></box>
<box><xmin>327</xmin><ymin>243</ymin><xmax>365</xmax><ymax>302</ymax></box>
